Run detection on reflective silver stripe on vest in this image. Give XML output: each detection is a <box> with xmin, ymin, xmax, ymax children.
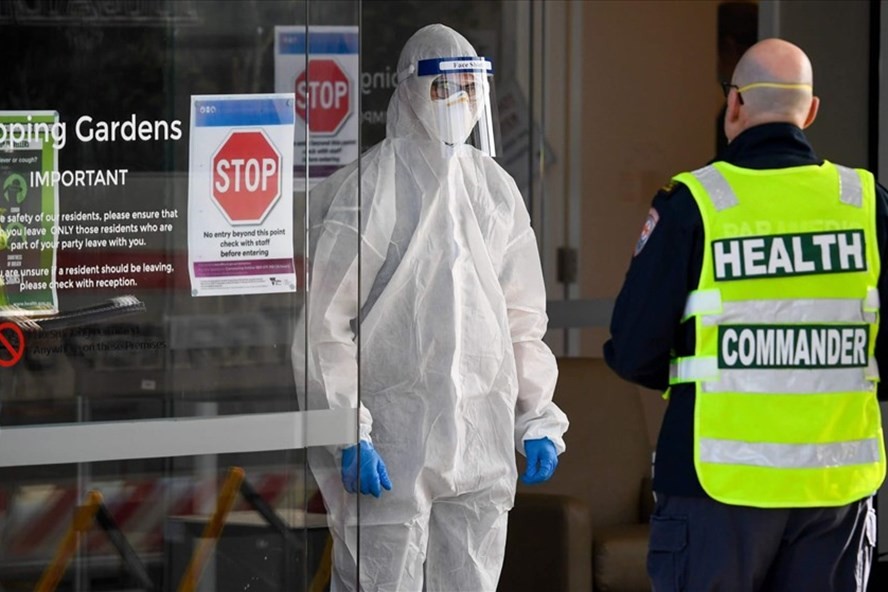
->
<box><xmin>670</xmin><ymin>357</ymin><xmax>879</xmax><ymax>392</ymax></box>
<box><xmin>670</xmin><ymin>357</ymin><xmax>718</xmax><ymax>383</ymax></box>
<box><xmin>864</xmin><ymin>288</ymin><xmax>880</xmax><ymax>324</ymax></box>
<box><xmin>868</xmin><ymin>356</ymin><xmax>880</xmax><ymax>380</ymax></box>
<box><xmin>699</xmin><ymin>437</ymin><xmax>882</xmax><ymax>468</ymax></box>
<box><xmin>691</xmin><ymin>165</ymin><xmax>738</xmax><ymax>211</ymax></box>
<box><xmin>682</xmin><ymin>289</ymin><xmax>723</xmax><ymax>321</ymax></box>
<box><xmin>836</xmin><ymin>164</ymin><xmax>863</xmax><ymax>208</ymax></box>
<box><xmin>699</xmin><ymin>363</ymin><xmax>878</xmax><ymax>394</ymax></box>
<box><xmin>699</xmin><ymin>296</ymin><xmax>876</xmax><ymax>326</ymax></box>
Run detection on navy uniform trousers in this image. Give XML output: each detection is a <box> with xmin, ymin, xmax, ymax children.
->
<box><xmin>648</xmin><ymin>493</ymin><xmax>876</xmax><ymax>592</ymax></box>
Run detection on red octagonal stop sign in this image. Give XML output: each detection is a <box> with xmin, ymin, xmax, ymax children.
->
<box><xmin>295</xmin><ymin>58</ymin><xmax>351</xmax><ymax>134</ymax></box>
<box><xmin>211</xmin><ymin>130</ymin><xmax>282</xmax><ymax>224</ymax></box>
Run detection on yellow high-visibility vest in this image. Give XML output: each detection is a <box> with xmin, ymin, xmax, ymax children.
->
<box><xmin>671</xmin><ymin>160</ymin><xmax>885</xmax><ymax>508</ymax></box>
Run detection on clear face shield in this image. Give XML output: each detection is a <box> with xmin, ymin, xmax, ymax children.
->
<box><xmin>415</xmin><ymin>56</ymin><xmax>500</xmax><ymax>157</ymax></box>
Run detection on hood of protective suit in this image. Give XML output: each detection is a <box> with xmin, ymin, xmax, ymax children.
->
<box><xmin>386</xmin><ymin>24</ymin><xmax>484</xmax><ymax>145</ymax></box>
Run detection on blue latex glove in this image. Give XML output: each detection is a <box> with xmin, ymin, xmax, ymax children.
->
<box><xmin>341</xmin><ymin>441</ymin><xmax>392</xmax><ymax>497</ymax></box>
<box><xmin>522</xmin><ymin>437</ymin><xmax>558</xmax><ymax>485</ymax></box>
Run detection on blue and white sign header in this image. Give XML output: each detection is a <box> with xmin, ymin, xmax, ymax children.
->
<box><xmin>193</xmin><ymin>97</ymin><xmax>295</xmax><ymax>128</ymax></box>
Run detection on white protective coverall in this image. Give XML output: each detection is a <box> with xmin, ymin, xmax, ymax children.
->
<box><xmin>293</xmin><ymin>23</ymin><xmax>568</xmax><ymax>592</ymax></box>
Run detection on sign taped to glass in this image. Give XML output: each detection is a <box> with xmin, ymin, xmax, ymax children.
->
<box><xmin>0</xmin><ymin>111</ymin><xmax>59</xmax><ymax>317</ymax></box>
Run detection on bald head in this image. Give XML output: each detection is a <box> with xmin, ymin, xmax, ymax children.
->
<box><xmin>724</xmin><ymin>38</ymin><xmax>819</xmax><ymax>142</ymax></box>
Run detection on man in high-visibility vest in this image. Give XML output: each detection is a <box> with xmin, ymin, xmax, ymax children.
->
<box><xmin>606</xmin><ymin>38</ymin><xmax>887</xmax><ymax>591</ymax></box>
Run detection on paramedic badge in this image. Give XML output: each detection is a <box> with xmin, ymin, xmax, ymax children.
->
<box><xmin>634</xmin><ymin>208</ymin><xmax>659</xmax><ymax>256</ymax></box>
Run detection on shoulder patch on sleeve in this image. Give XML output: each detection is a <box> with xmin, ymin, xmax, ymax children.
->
<box><xmin>634</xmin><ymin>208</ymin><xmax>660</xmax><ymax>257</ymax></box>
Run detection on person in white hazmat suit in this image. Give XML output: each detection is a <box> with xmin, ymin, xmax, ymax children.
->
<box><xmin>293</xmin><ymin>24</ymin><xmax>569</xmax><ymax>592</ymax></box>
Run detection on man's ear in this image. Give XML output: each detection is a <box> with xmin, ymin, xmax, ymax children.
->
<box><xmin>801</xmin><ymin>96</ymin><xmax>820</xmax><ymax>129</ymax></box>
<box><xmin>725</xmin><ymin>90</ymin><xmax>743</xmax><ymax>125</ymax></box>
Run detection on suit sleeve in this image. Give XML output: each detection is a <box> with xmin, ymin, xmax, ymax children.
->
<box><xmin>500</xmin><ymin>187</ymin><xmax>569</xmax><ymax>455</ymax></box>
<box><xmin>292</xmin><ymin>173</ymin><xmax>392</xmax><ymax>443</ymax></box>
<box><xmin>604</xmin><ymin>186</ymin><xmax>702</xmax><ymax>391</ymax></box>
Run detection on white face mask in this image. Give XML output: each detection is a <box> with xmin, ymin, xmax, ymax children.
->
<box><xmin>431</xmin><ymin>91</ymin><xmax>479</xmax><ymax>145</ymax></box>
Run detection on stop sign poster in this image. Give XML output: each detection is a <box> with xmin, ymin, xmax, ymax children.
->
<box><xmin>274</xmin><ymin>26</ymin><xmax>359</xmax><ymax>188</ymax></box>
<box><xmin>187</xmin><ymin>94</ymin><xmax>296</xmax><ymax>297</ymax></box>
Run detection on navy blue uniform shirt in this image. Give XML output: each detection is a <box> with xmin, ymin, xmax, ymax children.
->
<box><xmin>604</xmin><ymin>122</ymin><xmax>888</xmax><ymax>497</ymax></box>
